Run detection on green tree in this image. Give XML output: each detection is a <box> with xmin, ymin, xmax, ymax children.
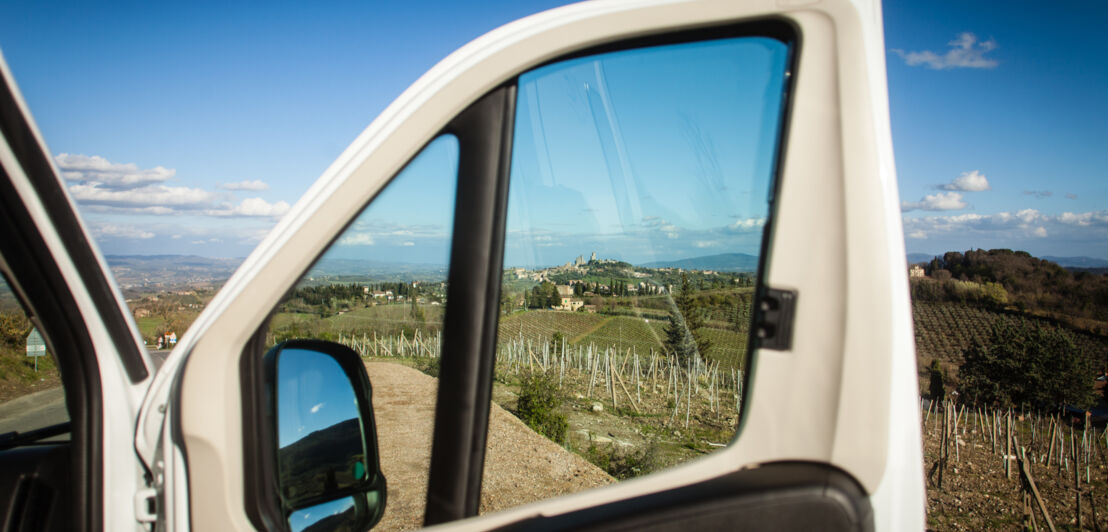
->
<box><xmin>928</xmin><ymin>359</ymin><xmax>945</xmax><ymax>401</ymax></box>
<box><xmin>529</xmin><ymin>281</ymin><xmax>558</xmax><ymax>309</ymax></box>
<box><xmin>410</xmin><ymin>284</ymin><xmax>426</xmax><ymax>324</ymax></box>
<box><xmin>663</xmin><ymin>310</ymin><xmax>698</xmax><ymax>365</ymax></box>
<box><xmin>958</xmin><ymin>320</ymin><xmax>1096</xmax><ymax>409</ymax></box>
<box><xmin>665</xmin><ymin>274</ymin><xmax>710</xmax><ymax>363</ymax></box>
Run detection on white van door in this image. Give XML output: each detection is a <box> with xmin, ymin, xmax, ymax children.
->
<box><xmin>144</xmin><ymin>0</ymin><xmax>923</xmax><ymax>530</ymax></box>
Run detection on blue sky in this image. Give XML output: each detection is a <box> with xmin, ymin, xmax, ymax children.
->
<box><xmin>0</xmin><ymin>1</ymin><xmax>1105</xmax><ymax>264</ymax></box>
<box><xmin>277</xmin><ymin>347</ymin><xmax>360</xmax><ymax>448</ymax></box>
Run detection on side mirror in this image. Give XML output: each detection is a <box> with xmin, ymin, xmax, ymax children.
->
<box><xmin>264</xmin><ymin>339</ymin><xmax>387</xmax><ymax>531</ymax></box>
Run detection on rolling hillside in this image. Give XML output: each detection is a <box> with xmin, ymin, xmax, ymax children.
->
<box><xmin>912</xmin><ymin>300</ymin><xmax>1108</xmax><ymax>381</ymax></box>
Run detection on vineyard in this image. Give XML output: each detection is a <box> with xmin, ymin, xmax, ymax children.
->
<box><xmin>912</xmin><ymin>301</ymin><xmax>1108</xmax><ymax>381</ymax></box>
<box><xmin>336</xmin><ymin>329</ymin><xmax>744</xmax><ymax>432</ymax></box>
<box><xmin>498</xmin><ymin>310</ymin><xmax>747</xmax><ymax>371</ymax></box>
<box><xmin>269</xmin><ymin>304</ymin><xmax>447</xmax><ymax>343</ymax></box>
<box><xmin>923</xmin><ymin>399</ymin><xmax>1108</xmax><ymax>530</ymax></box>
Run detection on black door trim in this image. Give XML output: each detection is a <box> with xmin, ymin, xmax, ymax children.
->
<box><xmin>0</xmin><ymin>160</ymin><xmax>103</xmax><ymax>531</ymax></box>
<box><xmin>424</xmin><ymin>84</ymin><xmax>516</xmax><ymax>525</ymax></box>
<box><xmin>491</xmin><ymin>462</ymin><xmax>873</xmax><ymax>532</ymax></box>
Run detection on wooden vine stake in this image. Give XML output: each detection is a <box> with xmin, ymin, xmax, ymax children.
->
<box><xmin>1072</xmin><ymin>428</ymin><xmax>1082</xmax><ymax>530</ymax></box>
<box><xmin>1015</xmin><ymin>435</ymin><xmax>1056</xmax><ymax>532</ymax></box>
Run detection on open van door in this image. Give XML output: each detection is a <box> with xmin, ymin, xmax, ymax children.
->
<box><xmin>139</xmin><ymin>0</ymin><xmax>924</xmax><ymax>529</ymax></box>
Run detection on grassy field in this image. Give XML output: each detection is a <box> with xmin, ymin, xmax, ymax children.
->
<box><xmin>497</xmin><ymin>310</ymin><xmax>746</xmax><ymax>370</ymax></box>
<box><xmin>268</xmin><ymin>303</ymin><xmax>446</xmax><ymax>343</ymax></box>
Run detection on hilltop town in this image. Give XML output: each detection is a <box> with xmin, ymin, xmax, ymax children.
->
<box><xmin>503</xmin><ymin>251</ymin><xmax>754</xmax><ymax>314</ymax></box>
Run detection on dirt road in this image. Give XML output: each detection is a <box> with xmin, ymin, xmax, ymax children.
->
<box><xmin>365</xmin><ymin>362</ymin><xmax>613</xmax><ymax>531</ymax></box>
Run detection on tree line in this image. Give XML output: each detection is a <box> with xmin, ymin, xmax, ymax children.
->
<box><xmin>919</xmin><ymin>248</ymin><xmax>1108</xmax><ymax>325</ymax></box>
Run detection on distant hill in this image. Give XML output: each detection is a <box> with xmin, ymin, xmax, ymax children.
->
<box><xmin>1040</xmin><ymin>255</ymin><xmax>1108</xmax><ymax>268</ymax></box>
<box><xmin>102</xmin><ymin>255</ymin><xmax>451</xmax><ymax>290</ymax></box>
<box><xmin>909</xmin><ymin>253</ymin><xmax>1108</xmax><ymax>269</ymax></box>
<box><xmin>308</xmin><ymin>258</ymin><xmax>448</xmax><ymax>282</ymax></box>
<box><xmin>907</xmin><ymin>253</ymin><xmax>934</xmax><ymax>265</ymax></box>
<box><xmin>912</xmin><ymin>248</ymin><xmax>1108</xmax><ymax>331</ymax></box>
<box><xmin>641</xmin><ymin>253</ymin><xmax>759</xmax><ymax>272</ymax></box>
<box><xmin>106</xmin><ymin>255</ymin><xmax>242</xmax><ymax>290</ymax></box>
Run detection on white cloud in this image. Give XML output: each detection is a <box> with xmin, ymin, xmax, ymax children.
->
<box><xmin>891</xmin><ymin>33</ymin><xmax>998</xmax><ymax>70</ymax></box>
<box><xmin>639</xmin><ymin>216</ymin><xmax>681</xmax><ymax>239</ymax></box>
<box><xmin>56</xmin><ymin>153</ymin><xmax>175</xmax><ymax>188</ymax></box>
<box><xmin>57</xmin><ymin>153</ymin><xmax>294</xmax><ymax>224</ymax></box>
<box><xmin>726</xmin><ymin>217</ymin><xmax>766</xmax><ymax>232</ymax></box>
<box><xmin>402</xmin><ymin>241</ymin><xmax>415</xmax><ymax>247</ymax></box>
<box><xmin>1058</xmin><ymin>210</ymin><xmax>1108</xmax><ymax>226</ymax></box>
<box><xmin>338</xmin><ymin>233</ymin><xmax>374</xmax><ymax>246</ymax></box>
<box><xmin>204</xmin><ymin>198</ymin><xmax>290</xmax><ymax>218</ymax></box>
<box><xmin>69</xmin><ymin>182</ymin><xmax>216</xmax><ymax>209</ymax></box>
<box><xmin>90</xmin><ymin>223</ymin><xmax>155</xmax><ymax>240</ymax></box>
<box><xmin>1022</xmin><ymin>190</ymin><xmax>1052</xmax><ymax>199</ymax></box>
<box><xmin>309</xmin><ymin>402</ymin><xmax>324</xmax><ymax>414</ymax></box>
<box><xmin>901</xmin><ymin>191</ymin><xmax>967</xmax><ymax>212</ymax></box>
<box><xmin>903</xmin><ymin>208</ymin><xmax>1108</xmax><ymax>245</ymax></box>
<box><xmin>693</xmin><ymin>241</ymin><xmax>718</xmax><ymax>248</ymax></box>
<box><xmin>219</xmin><ymin>179</ymin><xmax>269</xmax><ymax>191</ymax></box>
<box><xmin>1065</xmin><ymin>193</ymin><xmax>1078</xmax><ymax>200</ymax></box>
<box><xmin>1015</xmin><ymin>208</ymin><xmax>1042</xmax><ymax>224</ymax></box>
<box><xmin>939</xmin><ymin>170</ymin><xmax>990</xmax><ymax>192</ymax></box>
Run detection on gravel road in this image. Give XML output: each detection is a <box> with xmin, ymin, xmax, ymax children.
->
<box><xmin>366</xmin><ymin>362</ymin><xmax>613</xmax><ymax>531</ymax></box>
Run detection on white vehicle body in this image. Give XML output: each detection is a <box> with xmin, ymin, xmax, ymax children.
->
<box><xmin>0</xmin><ymin>0</ymin><xmax>924</xmax><ymax>530</ymax></box>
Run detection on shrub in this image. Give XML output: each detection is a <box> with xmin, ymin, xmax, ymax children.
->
<box><xmin>959</xmin><ymin>319</ymin><xmax>1097</xmax><ymax>409</ymax></box>
<box><xmin>583</xmin><ymin>441</ymin><xmax>661</xmax><ymax>480</ymax></box>
<box><xmin>416</xmin><ymin>357</ymin><xmax>439</xmax><ymax>378</ymax></box>
<box><xmin>516</xmin><ymin>371</ymin><xmax>568</xmax><ymax>443</ymax></box>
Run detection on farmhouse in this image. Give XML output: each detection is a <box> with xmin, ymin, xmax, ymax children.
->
<box><xmin>555</xmin><ymin>296</ymin><xmax>584</xmax><ymax>312</ymax></box>
<box><xmin>909</xmin><ymin>264</ymin><xmax>925</xmax><ymax>278</ymax></box>
<box><xmin>371</xmin><ymin>290</ymin><xmax>395</xmax><ymax>301</ymax></box>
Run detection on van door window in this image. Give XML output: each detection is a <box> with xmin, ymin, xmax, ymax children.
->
<box><xmin>0</xmin><ymin>273</ymin><xmax>69</xmax><ymax>441</ymax></box>
<box><xmin>485</xmin><ymin>34</ymin><xmax>790</xmax><ymax>511</ymax></box>
<box><xmin>267</xmin><ymin>135</ymin><xmax>458</xmax><ymax>531</ymax></box>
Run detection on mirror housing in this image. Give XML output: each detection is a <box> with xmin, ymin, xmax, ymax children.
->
<box><xmin>262</xmin><ymin>339</ymin><xmax>386</xmax><ymax>531</ymax></box>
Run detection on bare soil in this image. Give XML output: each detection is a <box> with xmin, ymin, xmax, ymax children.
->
<box><xmin>365</xmin><ymin>362</ymin><xmax>613</xmax><ymax>531</ymax></box>
<box><xmin>922</xmin><ymin>412</ymin><xmax>1108</xmax><ymax>531</ymax></box>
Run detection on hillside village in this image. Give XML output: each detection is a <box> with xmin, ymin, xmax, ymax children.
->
<box><xmin>503</xmin><ymin>251</ymin><xmax>753</xmax><ymax>315</ymax></box>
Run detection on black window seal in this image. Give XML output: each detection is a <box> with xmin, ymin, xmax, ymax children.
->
<box><xmin>424</xmin><ymin>83</ymin><xmax>516</xmax><ymax>526</ymax></box>
<box><xmin>0</xmin><ymin>79</ymin><xmax>149</xmax><ymax>384</ymax></box>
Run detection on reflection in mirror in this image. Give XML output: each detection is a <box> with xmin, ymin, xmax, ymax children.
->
<box><xmin>277</xmin><ymin>348</ymin><xmax>366</xmax><ymax>506</ymax></box>
<box><xmin>289</xmin><ymin>495</ymin><xmax>361</xmax><ymax>532</ymax></box>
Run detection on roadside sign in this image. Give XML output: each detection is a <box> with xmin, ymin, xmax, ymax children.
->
<box><xmin>25</xmin><ymin>328</ymin><xmax>45</xmax><ymax>357</ymax></box>
<box><xmin>26</xmin><ymin>327</ymin><xmax>46</xmax><ymax>372</ymax></box>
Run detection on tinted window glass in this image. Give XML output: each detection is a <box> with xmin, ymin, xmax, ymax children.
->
<box><xmin>487</xmin><ymin>35</ymin><xmax>788</xmax><ymax>510</ymax></box>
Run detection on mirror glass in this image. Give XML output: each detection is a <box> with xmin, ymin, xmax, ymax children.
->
<box><xmin>277</xmin><ymin>347</ymin><xmax>367</xmax><ymax>506</ymax></box>
<box><xmin>288</xmin><ymin>495</ymin><xmax>361</xmax><ymax>532</ymax></box>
